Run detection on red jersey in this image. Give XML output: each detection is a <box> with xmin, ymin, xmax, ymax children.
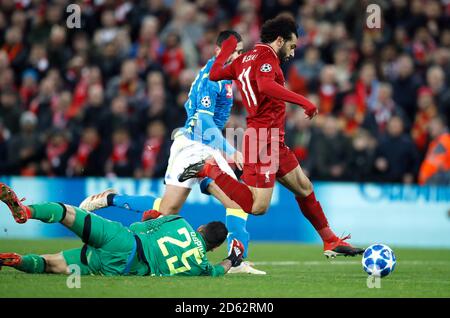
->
<box><xmin>228</xmin><ymin>44</ymin><xmax>287</xmax><ymax>141</ymax></box>
<box><xmin>210</xmin><ymin>37</ymin><xmax>317</xmax><ymax>187</ymax></box>
<box><xmin>210</xmin><ymin>38</ymin><xmax>317</xmax><ymax>146</ymax></box>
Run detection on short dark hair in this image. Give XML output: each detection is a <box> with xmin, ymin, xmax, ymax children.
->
<box><xmin>216</xmin><ymin>30</ymin><xmax>242</xmax><ymax>46</ymax></box>
<box><xmin>202</xmin><ymin>221</ymin><xmax>228</xmax><ymax>250</ymax></box>
<box><xmin>260</xmin><ymin>14</ymin><xmax>298</xmax><ymax>43</ymax></box>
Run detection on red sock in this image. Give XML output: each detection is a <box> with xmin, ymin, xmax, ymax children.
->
<box><xmin>199</xmin><ymin>160</ymin><xmax>254</xmax><ymax>213</ymax></box>
<box><xmin>141</xmin><ymin>209</ymin><xmax>162</xmax><ymax>221</ymax></box>
<box><xmin>200</xmin><ymin>160</ymin><xmax>223</xmax><ymax>179</ymax></box>
<box><xmin>296</xmin><ymin>192</ymin><xmax>338</xmax><ymax>243</ymax></box>
<box><xmin>25</xmin><ymin>206</ymin><xmax>32</xmax><ymax>219</ymax></box>
<box><xmin>214</xmin><ymin>173</ymin><xmax>254</xmax><ymax>213</ymax></box>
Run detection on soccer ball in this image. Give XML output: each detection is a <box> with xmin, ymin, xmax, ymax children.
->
<box><xmin>362</xmin><ymin>244</ymin><xmax>396</xmax><ymax>277</ymax></box>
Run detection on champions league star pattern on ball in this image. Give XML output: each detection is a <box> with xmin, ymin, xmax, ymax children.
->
<box><xmin>362</xmin><ymin>244</ymin><xmax>397</xmax><ymax>278</ymax></box>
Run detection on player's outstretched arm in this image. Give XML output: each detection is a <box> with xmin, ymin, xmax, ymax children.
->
<box><xmin>209</xmin><ymin>36</ymin><xmax>238</xmax><ymax>81</ymax></box>
<box><xmin>256</xmin><ymin>76</ymin><xmax>318</xmax><ymax>119</ymax></box>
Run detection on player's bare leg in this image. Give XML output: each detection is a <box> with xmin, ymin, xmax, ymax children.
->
<box><xmin>155</xmin><ymin>181</ymin><xmax>251</xmax><ymax>215</ymax></box>
<box><xmin>277</xmin><ymin>166</ymin><xmax>364</xmax><ymax>258</ymax></box>
<box><xmin>276</xmin><ymin>165</ymin><xmax>313</xmax><ymax>197</ymax></box>
<box><xmin>0</xmin><ymin>252</ymin><xmax>67</xmax><ymax>274</ymax></box>
<box><xmin>158</xmin><ymin>185</ymin><xmax>191</xmax><ymax>215</ymax></box>
<box><xmin>41</xmin><ymin>253</ymin><xmax>70</xmax><ymax>274</ymax></box>
<box><xmin>246</xmin><ymin>186</ymin><xmax>274</xmax><ymax>215</ymax></box>
<box><xmin>1</xmin><ymin>251</ymin><xmax>83</xmax><ymax>275</ymax></box>
<box><xmin>207</xmin><ymin>180</ymin><xmax>273</xmax><ymax>215</ymax></box>
<box><xmin>0</xmin><ymin>253</ymin><xmax>67</xmax><ymax>275</ymax></box>
<box><xmin>179</xmin><ymin>157</ymin><xmax>274</xmax><ymax>215</ymax></box>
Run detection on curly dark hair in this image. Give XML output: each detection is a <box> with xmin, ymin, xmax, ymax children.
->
<box><xmin>260</xmin><ymin>14</ymin><xmax>299</xmax><ymax>43</ymax></box>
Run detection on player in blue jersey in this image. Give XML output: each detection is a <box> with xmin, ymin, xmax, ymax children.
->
<box><xmin>80</xmin><ymin>31</ymin><xmax>265</xmax><ymax>274</ymax></box>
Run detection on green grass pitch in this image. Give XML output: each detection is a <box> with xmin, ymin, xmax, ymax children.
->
<box><xmin>1</xmin><ymin>239</ymin><xmax>450</xmax><ymax>298</ymax></box>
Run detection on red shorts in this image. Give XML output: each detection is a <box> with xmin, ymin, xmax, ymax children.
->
<box><xmin>241</xmin><ymin>130</ymin><xmax>299</xmax><ymax>188</ymax></box>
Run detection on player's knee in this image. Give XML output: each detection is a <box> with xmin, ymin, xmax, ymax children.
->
<box><xmin>304</xmin><ymin>180</ymin><xmax>314</xmax><ymax>194</ymax></box>
<box><xmin>42</xmin><ymin>254</ymin><xmax>68</xmax><ymax>274</ymax></box>
<box><xmin>158</xmin><ymin>200</ymin><xmax>182</xmax><ymax>215</ymax></box>
<box><xmin>251</xmin><ymin>204</ymin><xmax>268</xmax><ymax>215</ymax></box>
<box><xmin>59</xmin><ymin>204</ymin><xmax>76</xmax><ymax>227</ymax></box>
<box><xmin>159</xmin><ymin>206</ymin><xmax>180</xmax><ymax>215</ymax></box>
<box><xmin>298</xmin><ymin>179</ymin><xmax>313</xmax><ymax>197</ymax></box>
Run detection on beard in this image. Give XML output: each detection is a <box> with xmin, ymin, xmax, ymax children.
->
<box><xmin>277</xmin><ymin>44</ymin><xmax>292</xmax><ymax>63</ymax></box>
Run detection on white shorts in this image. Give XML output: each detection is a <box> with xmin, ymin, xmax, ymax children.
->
<box><xmin>164</xmin><ymin>134</ymin><xmax>237</xmax><ymax>188</ymax></box>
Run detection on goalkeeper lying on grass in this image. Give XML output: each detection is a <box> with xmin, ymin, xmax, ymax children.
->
<box><xmin>0</xmin><ymin>183</ymin><xmax>244</xmax><ymax>276</ymax></box>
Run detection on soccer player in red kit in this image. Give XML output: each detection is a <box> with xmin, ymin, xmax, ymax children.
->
<box><xmin>179</xmin><ymin>14</ymin><xmax>364</xmax><ymax>257</ymax></box>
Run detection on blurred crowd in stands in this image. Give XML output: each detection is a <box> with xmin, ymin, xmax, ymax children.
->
<box><xmin>0</xmin><ymin>0</ymin><xmax>449</xmax><ymax>184</ymax></box>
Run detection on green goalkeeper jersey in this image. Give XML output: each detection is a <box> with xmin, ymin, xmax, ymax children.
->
<box><xmin>129</xmin><ymin>215</ymin><xmax>225</xmax><ymax>277</ymax></box>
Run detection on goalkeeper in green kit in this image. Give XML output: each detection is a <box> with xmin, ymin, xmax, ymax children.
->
<box><xmin>0</xmin><ymin>183</ymin><xmax>244</xmax><ymax>277</ymax></box>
